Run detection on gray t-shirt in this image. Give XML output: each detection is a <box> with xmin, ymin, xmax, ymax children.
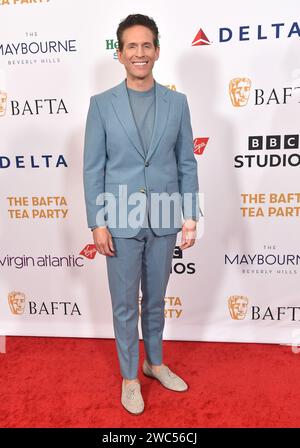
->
<box><xmin>127</xmin><ymin>83</ymin><xmax>156</xmax><ymax>157</ymax></box>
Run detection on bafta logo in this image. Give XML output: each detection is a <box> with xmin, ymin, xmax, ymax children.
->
<box><xmin>0</xmin><ymin>91</ymin><xmax>7</xmax><ymax>117</ymax></box>
<box><xmin>8</xmin><ymin>291</ymin><xmax>26</xmax><ymax>315</ymax></box>
<box><xmin>229</xmin><ymin>78</ymin><xmax>251</xmax><ymax>107</ymax></box>
<box><xmin>228</xmin><ymin>295</ymin><xmax>248</xmax><ymax>320</ymax></box>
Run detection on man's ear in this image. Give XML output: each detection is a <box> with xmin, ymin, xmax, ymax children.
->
<box><xmin>155</xmin><ymin>46</ymin><xmax>160</xmax><ymax>61</ymax></box>
<box><xmin>117</xmin><ymin>49</ymin><xmax>123</xmax><ymax>64</ymax></box>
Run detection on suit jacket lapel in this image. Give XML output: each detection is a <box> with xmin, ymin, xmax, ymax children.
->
<box><xmin>147</xmin><ymin>82</ymin><xmax>169</xmax><ymax>161</ymax></box>
<box><xmin>111</xmin><ymin>80</ymin><xmax>145</xmax><ymax>159</ymax></box>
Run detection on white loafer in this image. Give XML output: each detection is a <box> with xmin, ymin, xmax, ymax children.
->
<box><xmin>121</xmin><ymin>380</ymin><xmax>144</xmax><ymax>415</ymax></box>
<box><xmin>143</xmin><ymin>359</ymin><xmax>188</xmax><ymax>392</ymax></box>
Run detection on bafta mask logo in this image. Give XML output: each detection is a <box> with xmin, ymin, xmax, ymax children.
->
<box><xmin>0</xmin><ymin>91</ymin><xmax>7</xmax><ymax>117</ymax></box>
<box><xmin>229</xmin><ymin>78</ymin><xmax>251</xmax><ymax>107</ymax></box>
<box><xmin>8</xmin><ymin>291</ymin><xmax>26</xmax><ymax>315</ymax></box>
<box><xmin>228</xmin><ymin>295</ymin><xmax>248</xmax><ymax>320</ymax></box>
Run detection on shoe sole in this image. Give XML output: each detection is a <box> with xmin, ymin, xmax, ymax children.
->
<box><xmin>143</xmin><ymin>370</ymin><xmax>189</xmax><ymax>392</ymax></box>
<box><xmin>121</xmin><ymin>401</ymin><xmax>145</xmax><ymax>415</ymax></box>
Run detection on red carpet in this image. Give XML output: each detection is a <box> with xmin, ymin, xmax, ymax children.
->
<box><xmin>0</xmin><ymin>336</ymin><xmax>299</xmax><ymax>428</ymax></box>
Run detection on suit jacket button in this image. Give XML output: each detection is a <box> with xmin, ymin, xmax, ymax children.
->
<box><xmin>145</xmin><ymin>161</ymin><xmax>149</xmax><ymax>167</ymax></box>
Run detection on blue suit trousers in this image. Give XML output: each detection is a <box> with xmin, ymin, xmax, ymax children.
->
<box><xmin>106</xmin><ymin>218</ymin><xmax>177</xmax><ymax>380</ymax></box>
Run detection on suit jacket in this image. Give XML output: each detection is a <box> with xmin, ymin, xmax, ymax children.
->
<box><xmin>83</xmin><ymin>79</ymin><xmax>199</xmax><ymax>238</ymax></box>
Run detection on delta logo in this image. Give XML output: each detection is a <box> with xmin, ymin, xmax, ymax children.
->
<box><xmin>192</xmin><ymin>29</ymin><xmax>211</xmax><ymax>46</ymax></box>
<box><xmin>194</xmin><ymin>137</ymin><xmax>209</xmax><ymax>155</ymax></box>
<box><xmin>192</xmin><ymin>22</ymin><xmax>300</xmax><ymax>46</ymax></box>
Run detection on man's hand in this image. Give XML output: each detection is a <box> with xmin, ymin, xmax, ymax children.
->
<box><xmin>180</xmin><ymin>219</ymin><xmax>197</xmax><ymax>250</ymax></box>
<box><xmin>93</xmin><ymin>226</ymin><xmax>115</xmax><ymax>256</ymax></box>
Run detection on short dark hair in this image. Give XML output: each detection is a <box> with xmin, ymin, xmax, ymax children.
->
<box><xmin>117</xmin><ymin>14</ymin><xmax>159</xmax><ymax>52</ymax></box>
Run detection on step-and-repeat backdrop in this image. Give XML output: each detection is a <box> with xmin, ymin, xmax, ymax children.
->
<box><xmin>1</xmin><ymin>0</ymin><xmax>299</xmax><ymax>344</ymax></box>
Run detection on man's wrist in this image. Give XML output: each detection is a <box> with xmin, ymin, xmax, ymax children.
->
<box><xmin>91</xmin><ymin>225</ymin><xmax>107</xmax><ymax>231</ymax></box>
<box><xmin>184</xmin><ymin>218</ymin><xmax>198</xmax><ymax>224</ymax></box>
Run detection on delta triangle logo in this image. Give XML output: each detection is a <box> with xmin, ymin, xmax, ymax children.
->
<box><xmin>192</xmin><ymin>28</ymin><xmax>211</xmax><ymax>46</ymax></box>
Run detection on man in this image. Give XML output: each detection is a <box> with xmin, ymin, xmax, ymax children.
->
<box><xmin>83</xmin><ymin>14</ymin><xmax>199</xmax><ymax>415</ymax></box>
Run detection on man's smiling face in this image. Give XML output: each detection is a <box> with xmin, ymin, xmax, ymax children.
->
<box><xmin>117</xmin><ymin>25</ymin><xmax>160</xmax><ymax>82</ymax></box>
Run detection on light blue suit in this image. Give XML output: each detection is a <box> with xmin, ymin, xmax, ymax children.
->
<box><xmin>83</xmin><ymin>79</ymin><xmax>199</xmax><ymax>379</ymax></box>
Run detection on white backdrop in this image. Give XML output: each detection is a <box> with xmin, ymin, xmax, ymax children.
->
<box><xmin>0</xmin><ymin>0</ymin><xmax>299</xmax><ymax>344</ymax></box>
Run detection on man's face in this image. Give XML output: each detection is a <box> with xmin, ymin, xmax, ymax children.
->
<box><xmin>117</xmin><ymin>25</ymin><xmax>160</xmax><ymax>82</ymax></box>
